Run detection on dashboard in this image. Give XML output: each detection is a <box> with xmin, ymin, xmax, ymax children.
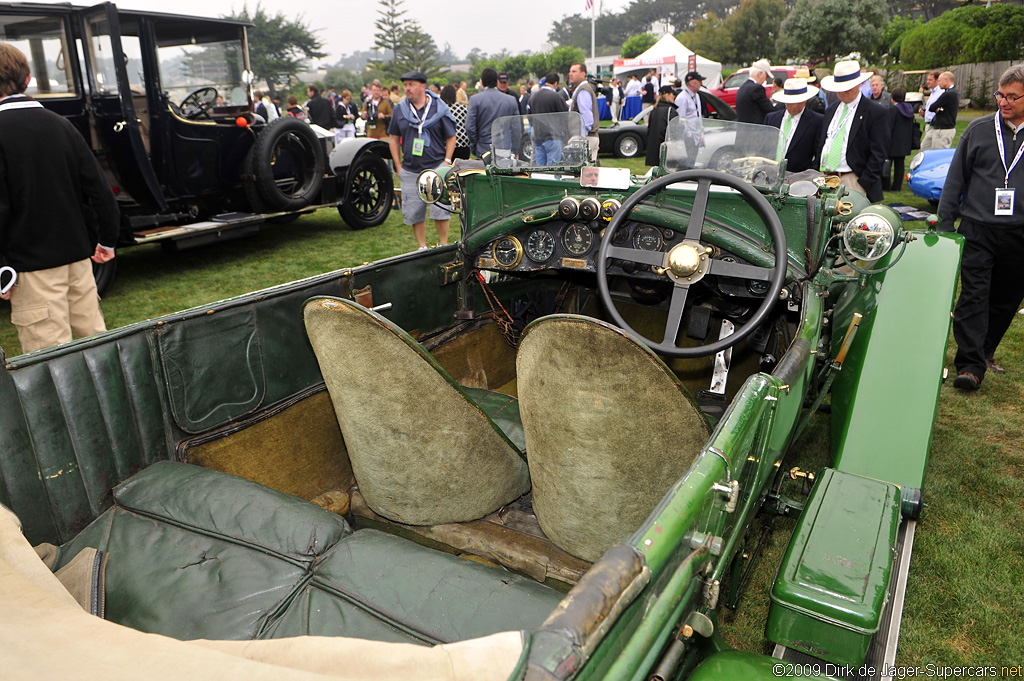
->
<box><xmin>471</xmin><ymin>194</ymin><xmax>772</xmax><ymax>299</ymax></box>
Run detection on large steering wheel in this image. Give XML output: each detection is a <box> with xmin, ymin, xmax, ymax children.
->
<box><xmin>180</xmin><ymin>87</ymin><xmax>218</xmax><ymax>120</ymax></box>
<box><xmin>596</xmin><ymin>169</ymin><xmax>788</xmax><ymax>358</ymax></box>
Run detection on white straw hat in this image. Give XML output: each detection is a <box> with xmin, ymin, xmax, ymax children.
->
<box><xmin>772</xmin><ymin>78</ymin><xmax>820</xmax><ymax>103</ymax></box>
<box><xmin>820</xmin><ymin>60</ymin><xmax>871</xmax><ymax>92</ymax></box>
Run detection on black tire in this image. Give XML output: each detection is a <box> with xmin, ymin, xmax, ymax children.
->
<box><xmin>92</xmin><ymin>257</ymin><xmax>117</xmax><ymax>297</ymax></box>
<box><xmin>614</xmin><ymin>132</ymin><xmax>642</xmax><ymax>158</ymax></box>
<box><xmin>338</xmin><ymin>153</ymin><xmax>393</xmax><ymax>230</ymax></box>
<box><xmin>248</xmin><ymin>117</ymin><xmax>324</xmax><ymax>211</ymax></box>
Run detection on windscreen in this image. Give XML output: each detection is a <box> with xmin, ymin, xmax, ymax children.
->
<box><xmin>489</xmin><ymin>112</ymin><xmax>590</xmax><ymax>170</ymax></box>
<box><xmin>663</xmin><ymin>118</ymin><xmax>782</xmax><ymax>187</ymax></box>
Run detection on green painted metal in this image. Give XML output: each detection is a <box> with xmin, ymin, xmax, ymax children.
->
<box><xmin>689</xmin><ymin>650</ymin><xmax>822</xmax><ymax>681</ymax></box>
<box><xmin>829</xmin><ymin>232</ymin><xmax>963</xmax><ymax>489</ymax></box>
<box><xmin>768</xmin><ymin>468</ymin><xmax>901</xmax><ymax>665</ymax></box>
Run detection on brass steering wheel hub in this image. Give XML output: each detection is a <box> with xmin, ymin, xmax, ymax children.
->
<box><xmin>664</xmin><ymin>240</ymin><xmax>711</xmax><ymax>283</ymax></box>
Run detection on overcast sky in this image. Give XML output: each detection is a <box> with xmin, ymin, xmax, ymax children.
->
<box><xmin>112</xmin><ymin>0</ymin><xmax>635</xmax><ymax>64</ymax></box>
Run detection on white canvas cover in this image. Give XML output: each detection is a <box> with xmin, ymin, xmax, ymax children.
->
<box><xmin>613</xmin><ymin>34</ymin><xmax>723</xmax><ymax>89</ymax></box>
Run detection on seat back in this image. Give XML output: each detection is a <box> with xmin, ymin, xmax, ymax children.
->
<box><xmin>303</xmin><ymin>297</ymin><xmax>530</xmax><ymax>525</ymax></box>
<box><xmin>516</xmin><ymin>315</ymin><xmax>710</xmax><ymax>562</ymax></box>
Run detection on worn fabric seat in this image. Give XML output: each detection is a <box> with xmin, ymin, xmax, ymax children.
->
<box><xmin>50</xmin><ymin>462</ymin><xmax>562</xmax><ymax>644</ymax></box>
<box><xmin>516</xmin><ymin>315</ymin><xmax>711</xmax><ymax>562</ymax></box>
<box><xmin>303</xmin><ymin>297</ymin><xmax>530</xmax><ymax>525</ymax></box>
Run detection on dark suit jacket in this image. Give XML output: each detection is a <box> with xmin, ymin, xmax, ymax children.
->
<box><xmin>817</xmin><ymin>95</ymin><xmax>891</xmax><ymax>202</ymax></box>
<box><xmin>764</xmin><ymin>107</ymin><xmax>824</xmax><ymax>174</ymax></box>
<box><xmin>736</xmin><ymin>79</ymin><xmax>774</xmax><ymax>125</ymax></box>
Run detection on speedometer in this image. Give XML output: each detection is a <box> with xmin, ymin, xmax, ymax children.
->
<box><xmin>526</xmin><ymin>229</ymin><xmax>555</xmax><ymax>263</ymax></box>
<box><xmin>561</xmin><ymin>222</ymin><xmax>594</xmax><ymax>256</ymax></box>
<box><xmin>632</xmin><ymin>225</ymin><xmax>664</xmax><ymax>251</ymax></box>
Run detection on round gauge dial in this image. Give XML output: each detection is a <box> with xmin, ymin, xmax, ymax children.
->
<box><xmin>526</xmin><ymin>229</ymin><xmax>555</xmax><ymax>263</ymax></box>
<box><xmin>562</xmin><ymin>222</ymin><xmax>594</xmax><ymax>256</ymax></box>
<box><xmin>633</xmin><ymin>225</ymin><xmax>664</xmax><ymax>251</ymax></box>
<box><xmin>491</xmin><ymin>236</ymin><xmax>524</xmax><ymax>268</ymax></box>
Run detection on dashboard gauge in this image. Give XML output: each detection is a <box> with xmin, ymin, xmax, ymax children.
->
<box><xmin>579</xmin><ymin>197</ymin><xmax>602</xmax><ymax>222</ymax></box>
<box><xmin>633</xmin><ymin>225</ymin><xmax>664</xmax><ymax>251</ymax></box>
<box><xmin>526</xmin><ymin>229</ymin><xmax>555</xmax><ymax>263</ymax></box>
<box><xmin>600</xmin><ymin>198</ymin><xmax>621</xmax><ymax>221</ymax></box>
<box><xmin>562</xmin><ymin>222</ymin><xmax>594</xmax><ymax>256</ymax></box>
<box><xmin>558</xmin><ymin>197</ymin><xmax>581</xmax><ymax>220</ymax></box>
<box><xmin>491</xmin><ymin>236</ymin><xmax>524</xmax><ymax>268</ymax></box>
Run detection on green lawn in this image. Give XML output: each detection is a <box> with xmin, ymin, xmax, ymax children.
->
<box><xmin>2</xmin><ymin>109</ymin><xmax>1020</xmax><ymax>665</ymax></box>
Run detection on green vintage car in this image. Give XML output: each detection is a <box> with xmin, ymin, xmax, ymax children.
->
<box><xmin>0</xmin><ymin>113</ymin><xmax>961</xmax><ymax>680</ymax></box>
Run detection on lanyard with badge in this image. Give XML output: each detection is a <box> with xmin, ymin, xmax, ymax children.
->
<box><xmin>994</xmin><ymin>113</ymin><xmax>1024</xmax><ymax>215</ymax></box>
<box><xmin>410</xmin><ymin>97</ymin><xmax>432</xmax><ymax>157</ymax></box>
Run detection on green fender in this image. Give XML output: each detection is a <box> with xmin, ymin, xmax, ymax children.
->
<box><xmin>829</xmin><ymin>231</ymin><xmax>964</xmax><ymax>490</ymax></box>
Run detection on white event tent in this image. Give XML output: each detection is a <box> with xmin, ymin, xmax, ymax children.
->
<box><xmin>613</xmin><ymin>35</ymin><xmax>722</xmax><ymax>89</ymax></box>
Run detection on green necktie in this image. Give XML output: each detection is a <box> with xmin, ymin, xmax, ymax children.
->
<box><xmin>823</xmin><ymin>104</ymin><xmax>850</xmax><ymax>172</ymax></box>
<box><xmin>778</xmin><ymin>113</ymin><xmax>793</xmax><ymax>162</ymax></box>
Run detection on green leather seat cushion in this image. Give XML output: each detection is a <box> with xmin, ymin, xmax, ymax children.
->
<box><xmin>53</xmin><ymin>462</ymin><xmax>561</xmax><ymax>644</ymax></box>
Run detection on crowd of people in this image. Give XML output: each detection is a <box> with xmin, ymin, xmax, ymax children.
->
<box><xmin>3</xmin><ymin>26</ymin><xmax>1022</xmax><ymax>380</ymax></box>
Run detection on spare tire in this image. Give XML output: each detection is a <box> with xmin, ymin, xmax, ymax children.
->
<box><xmin>246</xmin><ymin>117</ymin><xmax>324</xmax><ymax>211</ymax></box>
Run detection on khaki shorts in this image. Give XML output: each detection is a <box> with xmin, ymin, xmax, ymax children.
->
<box><xmin>8</xmin><ymin>259</ymin><xmax>106</xmax><ymax>354</ymax></box>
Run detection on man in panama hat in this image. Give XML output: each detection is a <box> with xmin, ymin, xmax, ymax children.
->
<box><xmin>816</xmin><ymin>59</ymin><xmax>890</xmax><ymax>202</ymax></box>
<box><xmin>765</xmin><ymin>77</ymin><xmax>824</xmax><ymax>173</ymax></box>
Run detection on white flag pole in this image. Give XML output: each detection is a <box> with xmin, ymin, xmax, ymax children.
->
<box><xmin>590</xmin><ymin>0</ymin><xmax>596</xmax><ymax>59</ymax></box>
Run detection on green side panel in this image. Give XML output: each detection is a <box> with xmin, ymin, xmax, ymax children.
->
<box><xmin>690</xmin><ymin>650</ymin><xmax>823</xmax><ymax>681</ymax></box>
<box><xmin>768</xmin><ymin>468</ymin><xmax>901</xmax><ymax>665</ymax></box>
<box><xmin>830</xmin><ymin>232</ymin><xmax>963</xmax><ymax>490</ymax></box>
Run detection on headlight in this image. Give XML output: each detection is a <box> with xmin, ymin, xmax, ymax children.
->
<box><xmin>909</xmin><ymin>152</ymin><xmax>925</xmax><ymax>171</ymax></box>
<box><xmin>417</xmin><ymin>169</ymin><xmax>444</xmax><ymax>204</ymax></box>
<box><xmin>842</xmin><ymin>212</ymin><xmax>896</xmax><ymax>262</ymax></box>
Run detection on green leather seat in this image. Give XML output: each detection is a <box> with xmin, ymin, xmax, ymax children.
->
<box><xmin>303</xmin><ymin>297</ymin><xmax>530</xmax><ymax>525</ymax></box>
<box><xmin>52</xmin><ymin>462</ymin><xmax>562</xmax><ymax>644</ymax></box>
<box><xmin>516</xmin><ymin>315</ymin><xmax>711</xmax><ymax>562</ymax></box>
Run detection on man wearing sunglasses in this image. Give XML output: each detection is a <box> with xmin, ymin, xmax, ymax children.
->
<box><xmin>939</xmin><ymin>65</ymin><xmax>1024</xmax><ymax>391</ymax></box>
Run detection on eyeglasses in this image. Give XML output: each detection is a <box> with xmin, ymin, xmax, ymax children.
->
<box><xmin>993</xmin><ymin>92</ymin><xmax>1023</xmax><ymax>103</ymax></box>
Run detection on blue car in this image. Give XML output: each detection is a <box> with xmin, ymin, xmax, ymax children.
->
<box><xmin>906</xmin><ymin>148</ymin><xmax>956</xmax><ymax>205</ymax></box>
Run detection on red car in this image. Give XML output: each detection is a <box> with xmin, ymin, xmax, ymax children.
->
<box><xmin>709</xmin><ymin>66</ymin><xmax>799</xmax><ymax>107</ymax></box>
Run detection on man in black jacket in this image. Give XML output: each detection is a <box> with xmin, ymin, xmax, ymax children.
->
<box><xmin>764</xmin><ymin>78</ymin><xmax>824</xmax><ymax>174</ymax></box>
<box><xmin>938</xmin><ymin>65</ymin><xmax>1024</xmax><ymax>391</ymax></box>
<box><xmin>305</xmin><ymin>85</ymin><xmax>335</xmax><ymax>130</ymax></box>
<box><xmin>736</xmin><ymin>59</ymin><xmax>775</xmax><ymax>125</ymax></box>
<box><xmin>0</xmin><ymin>44</ymin><xmax>118</xmax><ymax>353</ymax></box>
<box><xmin>817</xmin><ymin>60</ymin><xmax>890</xmax><ymax>203</ymax></box>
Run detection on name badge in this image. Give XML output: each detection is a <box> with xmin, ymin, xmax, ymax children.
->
<box><xmin>412</xmin><ymin>138</ymin><xmax>425</xmax><ymax>156</ymax></box>
<box><xmin>995</xmin><ymin>188</ymin><xmax>1015</xmax><ymax>216</ymax></box>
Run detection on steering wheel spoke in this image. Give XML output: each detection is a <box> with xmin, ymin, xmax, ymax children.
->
<box><xmin>707</xmin><ymin>259</ymin><xmax>773</xmax><ymax>281</ymax></box>
<box><xmin>661</xmin><ymin>282</ymin><xmax>691</xmax><ymax>347</ymax></box>
<box><xmin>606</xmin><ymin>244</ymin><xmax>665</xmax><ymax>268</ymax></box>
<box><xmin>683</xmin><ymin>178</ymin><xmax>712</xmax><ymax>242</ymax></box>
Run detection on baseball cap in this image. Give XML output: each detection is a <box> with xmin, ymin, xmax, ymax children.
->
<box><xmin>498</xmin><ymin>73</ymin><xmax>509</xmax><ymax>82</ymax></box>
<box><xmin>684</xmin><ymin>71</ymin><xmax>705</xmax><ymax>83</ymax></box>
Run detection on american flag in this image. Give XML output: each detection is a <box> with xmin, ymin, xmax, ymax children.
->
<box><xmin>585</xmin><ymin>0</ymin><xmax>593</xmax><ymax>9</ymax></box>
